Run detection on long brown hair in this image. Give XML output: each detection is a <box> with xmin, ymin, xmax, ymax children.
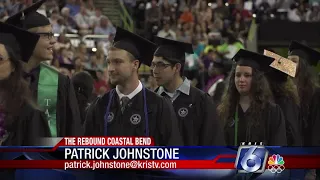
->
<box><xmin>0</xmin><ymin>46</ymin><xmax>36</xmax><ymax>124</ymax></box>
<box><xmin>268</xmin><ymin>77</ymin><xmax>300</xmax><ymax>106</ymax></box>
<box><xmin>217</xmin><ymin>66</ymin><xmax>273</xmax><ymax>126</ymax></box>
<box><xmin>295</xmin><ymin>56</ymin><xmax>319</xmax><ymax>125</ymax></box>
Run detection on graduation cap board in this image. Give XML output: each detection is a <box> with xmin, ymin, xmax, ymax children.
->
<box><xmin>264</xmin><ymin>50</ymin><xmax>297</xmax><ymax>77</ymax></box>
<box><xmin>112</xmin><ymin>27</ymin><xmax>157</xmax><ymax>66</ymax></box>
<box><xmin>0</xmin><ymin>21</ymin><xmax>40</xmax><ymax>62</ymax></box>
<box><xmin>232</xmin><ymin>49</ymin><xmax>274</xmax><ymax>72</ymax></box>
<box><xmin>5</xmin><ymin>0</ymin><xmax>50</xmax><ymax>30</ymax></box>
<box><xmin>288</xmin><ymin>41</ymin><xmax>320</xmax><ymax>66</ymax></box>
<box><xmin>153</xmin><ymin>36</ymin><xmax>194</xmax><ymax>64</ymax></box>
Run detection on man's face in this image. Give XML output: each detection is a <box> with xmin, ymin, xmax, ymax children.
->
<box><xmin>107</xmin><ymin>49</ymin><xmax>139</xmax><ymax>86</ymax></box>
<box><xmin>152</xmin><ymin>56</ymin><xmax>178</xmax><ymax>86</ymax></box>
<box><xmin>31</xmin><ymin>25</ymin><xmax>56</xmax><ymax>61</ymax></box>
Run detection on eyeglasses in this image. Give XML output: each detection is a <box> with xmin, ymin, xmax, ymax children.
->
<box><xmin>36</xmin><ymin>32</ymin><xmax>55</xmax><ymax>40</ymax></box>
<box><xmin>150</xmin><ymin>62</ymin><xmax>171</xmax><ymax>70</ymax></box>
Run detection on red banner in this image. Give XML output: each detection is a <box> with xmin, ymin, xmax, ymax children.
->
<box><xmin>0</xmin><ymin>156</ymin><xmax>319</xmax><ymax>169</ymax></box>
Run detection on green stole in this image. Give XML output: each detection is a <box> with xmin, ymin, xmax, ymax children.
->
<box><xmin>37</xmin><ymin>63</ymin><xmax>59</xmax><ymax>137</ymax></box>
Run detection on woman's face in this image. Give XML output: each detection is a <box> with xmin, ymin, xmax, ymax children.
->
<box><xmin>0</xmin><ymin>44</ymin><xmax>14</xmax><ymax>80</ymax></box>
<box><xmin>235</xmin><ymin>65</ymin><xmax>253</xmax><ymax>95</ymax></box>
<box><xmin>287</xmin><ymin>55</ymin><xmax>299</xmax><ymax>73</ymax></box>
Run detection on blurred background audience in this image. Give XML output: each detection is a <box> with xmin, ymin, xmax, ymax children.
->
<box><xmin>1</xmin><ymin>0</ymin><xmax>319</xmax><ymax>97</ymax></box>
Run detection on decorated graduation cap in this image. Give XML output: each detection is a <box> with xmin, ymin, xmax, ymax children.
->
<box><xmin>113</xmin><ymin>27</ymin><xmax>157</xmax><ymax>66</ymax></box>
<box><xmin>5</xmin><ymin>0</ymin><xmax>50</xmax><ymax>29</ymax></box>
<box><xmin>288</xmin><ymin>41</ymin><xmax>320</xmax><ymax>66</ymax></box>
<box><xmin>0</xmin><ymin>21</ymin><xmax>40</xmax><ymax>62</ymax></box>
<box><xmin>264</xmin><ymin>50</ymin><xmax>297</xmax><ymax>80</ymax></box>
<box><xmin>153</xmin><ymin>36</ymin><xmax>194</xmax><ymax>64</ymax></box>
<box><xmin>232</xmin><ymin>49</ymin><xmax>274</xmax><ymax>72</ymax></box>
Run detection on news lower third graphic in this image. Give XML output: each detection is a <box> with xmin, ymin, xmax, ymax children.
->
<box><xmin>267</xmin><ymin>154</ymin><xmax>285</xmax><ymax>173</ymax></box>
<box><xmin>235</xmin><ymin>142</ymin><xmax>269</xmax><ymax>173</ymax></box>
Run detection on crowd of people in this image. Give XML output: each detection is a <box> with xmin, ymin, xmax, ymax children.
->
<box><xmin>1</xmin><ymin>0</ymin><xmax>320</xmax><ymax>178</ymax></box>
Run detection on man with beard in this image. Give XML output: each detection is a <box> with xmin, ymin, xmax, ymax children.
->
<box><xmin>84</xmin><ymin>27</ymin><xmax>183</xmax><ymax>146</ymax></box>
<box><xmin>151</xmin><ymin>37</ymin><xmax>225</xmax><ymax>146</ymax></box>
<box><xmin>5</xmin><ymin>0</ymin><xmax>82</xmax><ymax>137</ymax></box>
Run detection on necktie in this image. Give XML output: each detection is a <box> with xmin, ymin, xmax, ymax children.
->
<box><xmin>120</xmin><ymin>96</ymin><xmax>130</xmax><ymax>113</ymax></box>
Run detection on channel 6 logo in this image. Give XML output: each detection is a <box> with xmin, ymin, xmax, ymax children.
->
<box><xmin>235</xmin><ymin>143</ymin><xmax>269</xmax><ymax>173</ymax></box>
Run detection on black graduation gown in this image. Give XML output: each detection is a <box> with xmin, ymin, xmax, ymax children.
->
<box><xmin>275</xmin><ymin>97</ymin><xmax>303</xmax><ymax>146</ymax></box>
<box><xmin>84</xmin><ymin>88</ymin><xmax>183</xmax><ymax>146</ymax></box>
<box><xmin>157</xmin><ymin>86</ymin><xmax>225</xmax><ymax>146</ymax></box>
<box><xmin>304</xmin><ymin>87</ymin><xmax>320</xmax><ymax>146</ymax></box>
<box><xmin>224</xmin><ymin>102</ymin><xmax>287</xmax><ymax>146</ymax></box>
<box><xmin>2</xmin><ymin>102</ymin><xmax>51</xmax><ymax>146</ymax></box>
<box><xmin>212</xmin><ymin>81</ymin><xmax>225</xmax><ymax>104</ymax></box>
<box><xmin>27</xmin><ymin>66</ymin><xmax>83</xmax><ymax>136</ymax></box>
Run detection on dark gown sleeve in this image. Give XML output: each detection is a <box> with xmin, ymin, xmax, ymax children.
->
<box><xmin>267</xmin><ymin>104</ymin><xmax>287</xmax><ymax>146</ymax></box>
<box><xmin>310</xmin><ymin>88</ymin><xmax>320</xmax><ymax>146</ymax></box>
<box><xmin>278</xmin><ymin>98</ymin><xmax>303</xmax><ymax>146</ymax></box>
<box><xmin>63</xmin><ymin>75</ymin><xmax>83</xmax><ymax>136</ymax></box>
<box><xmin>84</xmin><ymin>97</ymin><xmax>101</xmax><ymax>136</ymax></box>
<box><xmin>24</xmin><ymin>108</ymin><xmax>51</xmax><ymax>145</ymax></box>
<box><xmin>157</xmin><ymin>97</ymin><xmax>184</xmax><ymax>146</ymax></box>
<box><xmin>199</xmin><ymin>94</ymin><xmax>225</xmax><ymax>145</ymax></box>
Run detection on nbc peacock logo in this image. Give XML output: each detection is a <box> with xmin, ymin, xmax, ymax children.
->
<box><xmin>267</xmin><ymin>154</ymin><xmax>285</xmax><ymax>173</ymax></box>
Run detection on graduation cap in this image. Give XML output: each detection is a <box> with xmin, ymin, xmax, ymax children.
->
<box><xmin>232</xmin><ymin>49</ymin><xmax>274</xmax><ymax>72</ymax></box>
<box><xmin>0</xmin><ymin>21</ymin><xmax>40</xmax><ymax>62</ymax></box>
<box><xmin>84</xmin><ymin>69</ymin><xmax>100</xmax><ymax>80</ymax></box>
<box><xmin>5</xmin><ymin>0</ymin><xmax>50</xmax><ymax>29</ymax></box>
<box><xmin>72</xmin><ymin>71</ymin><xmax>94</xmax><ymax>99</ymax></box>
<box><xmin>264</xmin><ymin>50</ymin><xmax>297</xmax><ymax>78</ymax></box>
<box><xmin>153</xmin><ymin>36</ymin><xmax>194</xmax><ymax>64</ymax></box>
<box><xmin>288</xmin><ymin>41</ymin><xmax>320</xmax><ymax>66</ymax></box>
<box><xmin>113</xmin><ymin>27</ymin><xmax>157</xmax><ymax>66</ymax></box>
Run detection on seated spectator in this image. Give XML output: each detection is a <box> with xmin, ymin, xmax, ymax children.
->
<box><xmin>160</xmin><ymin>0</ymin><xmax>176</xmax><ymax>24</ymax></box>
<box><xmin>64</xmin><ymin>0</ymin><xmax>80</xmax><ymax>16</ymax></box>
<box><xmin>75</xmin><ymin>6</ymin><xmax>91</xmax><ymax>34</ymax></box>
<box><xmin>6</xmin><ymin>0</ymin><xmax>25</xmax><ymax>16</ymax></box>
<box><xmin>75</xmin><ymin>42</ymin><xmax>89</xmax><ymax>62</ymax></box>
<box><xmin>89</xmin><ymin>8</ymin><xmax>106</xmax><ymax>27</ymax></box>
<box><xmin>307</xmin><ymin>2</ymin><xmax>320</xmax><ymax>21</ymax></box>
<box><xmin>61</xmin><ymin>7</ymin><xmax>78</xmax><ymax>33</ymax></box>
<box><xmin>84</xmin><ymin>55</ymin><xmax>104</xmax><ymax>70</ymax></box>
<box><xmin>58</xmin><ymin>48</ymin><xmax>73</xmax><ymax>65</ymax></box>
<box><xmin>94</xmin><ymin>17</ymin><xmax>116</xmax><ymax>36</ymax></box>
<box><xmin>288</xmin><ymin>2</ymin><xmax>308</xmax><ymax>22</ymax></box>
<box><xmin>179</xmin><ymin>7</ymin><xmax>194</xmax><ymax>23</ymax></box>
<box><xmin>85</xmin><ymin>0</ymin><xmax>96</xmax><ymax>16</ymax></box>
<box><xmin>157</xmin><ymin>22</ymin><xmax>177</xmax><ymax>40</ymax></box>
<box><xmin>145</xmin><ymin>0</ymin><xmax>161</xmax><ymax>40</ymax></box>
<box><xmin>196</xmin><ymin>0</ymin><xmax>212</xmax><ymax>24</ymax></box>
<box><xmin>54</xmin><ymin>34</ymin><xmax>71</xmax><ymax>52</ymax></box>
<box><xmin>232</xmin><ymin>2</ymin><xmax>252</xmax><ymax>22</ymax></box>
<box><xmin>193</xmin><ymin>23</ymin><xmax>208</xmax><ymax>45</ymax></box>
<box><xmin>214</xmin><ymin>0</ymin><xmax>230</xmax><ymax>20</ymax></box>
<box><xmin>95</xmin><ymin>47</ymin><xmax>107</xmax><ymax>67</ymax></box>
<box><xmin>227</xmin><ymin>12</ymin><xmax>248</xmax><ymax>39</ymax></box>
